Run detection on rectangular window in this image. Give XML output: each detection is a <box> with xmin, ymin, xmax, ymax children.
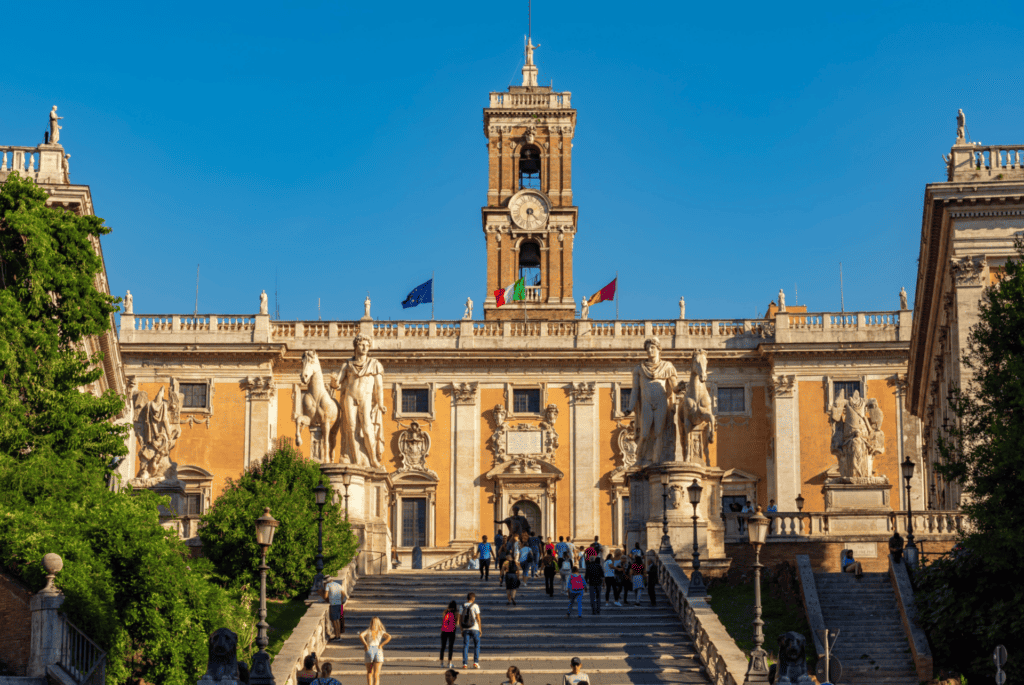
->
<box><xmin>620</xmin><ymin>388</ymin><xmax>632</xmax><ymax>412</ymax></box>
<box><xmin>402</xmin><ymin>388</ymin><xmax>429</xmax><ymax>414</ymax></box>
<box><xmin>833</xmin><ymin>380</ymin><xmax>862</xmax><ymax>401</ymax></box>
<box><xmin>180</xmin><ymin>383</ymin><xmax>208</xmax><ymax>409</ymax></box>
<box><xmin>513</xmin><ymin>388</ymin><xmax>541</xmax><ymax>414</ymax></box>
<box><xmin>401</xmin><ymin>498</ymin><xmax>427</xmax><ymax>548</ymax></box>
<box><xmin>184</xmin><ymin>493</ymin><xmax>203</xmax><ymax>516</ymax></box>
<box><xmin>717</xmin><ymin>387</ymin><xmax>745</xmax><ymax>413</ymax></box>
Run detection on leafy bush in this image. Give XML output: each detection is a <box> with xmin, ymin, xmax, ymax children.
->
<box><xmin>199</xmin><ymin>444</ymin><xmax>358</xmax><ymax>598</ymax></box>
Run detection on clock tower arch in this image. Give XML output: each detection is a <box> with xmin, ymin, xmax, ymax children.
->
<box><xmin>483</xmin><ymin>39</ymin><xmax>578</xmax><ymax>321</ymax></box>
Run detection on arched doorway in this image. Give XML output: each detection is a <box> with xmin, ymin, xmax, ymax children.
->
<box><xmin>512</xmin><ymin>500</ymin><xmax>541</xmax><ymax>536</ymax></box>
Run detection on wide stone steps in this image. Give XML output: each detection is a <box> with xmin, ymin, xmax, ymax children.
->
<box><xmin>320</xmin><ymin>569</ymin><xmax>712</xmax><ymax>685</ymax></box>
<box><xmin>813</xmin><ymin>572</ymin><xmax>918</xmax><ymax>685</ymax></box>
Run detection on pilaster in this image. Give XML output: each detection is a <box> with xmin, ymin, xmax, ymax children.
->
<box><xmin>770</xmin><ymin>374</ymin><xmax>800</xmax><ymax>511</ymax></box>
<box><xmin>244</xmin><ymin>377</ymin><xmax>276</xmax><ymax>466</ymax></box>
<box><xmin>452</xmin><ymin>382</ymin><xmax>481</xmax><ymax>543</ymax></box>
<box><xmin>570</xmin><ymin>382</ymin><xmax>599</xmax><ymax>540</ymax></box>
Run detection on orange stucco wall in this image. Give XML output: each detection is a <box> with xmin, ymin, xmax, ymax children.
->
<box><xmin>799</xmin><ymin>381</ymin><xmax>832</xmax><ymax>512</ymax></box>
<box><xmin>715</xmin><ymin>386</ymin><xmax>771</xmax><ymax>505</ymax></box>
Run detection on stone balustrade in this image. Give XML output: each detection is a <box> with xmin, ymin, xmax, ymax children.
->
<box><xmin>0</xmin><ymin>145</ymin><xmax>68</xmax><ymax>185</ymax></box>
<box><xmin>722</xmin><ymin>510</ymin><xmax>964</xmax><ymax>542</ymax></box>
<box><xmin>119</xmin><ymin>309</ymin><xmax>911</xmax><ymax>349</ymax></box>
<box><xmin>488</xmin><ymin>91</ymin><xmax>572</xmax><ymax>109</ymax></box>
<box><xmin>947</xmin><ymin>143</ymin><xmax>1024</xmax><ymax>181</ymax></box>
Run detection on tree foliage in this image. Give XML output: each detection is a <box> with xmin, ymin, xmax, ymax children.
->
<box><xmin>199</xmin><ymin>444</ymin><xmax>359</xmax><ymax>599</ymax></box>
<box><xmin>915</xmin><ymin>238</ymin><xmax>1024</xmax><ymax>682</ymax></box>
<box><xmin>0</xmin><ymin>172</ymin><xmax>249</xmax><ymax>685</ymax></box>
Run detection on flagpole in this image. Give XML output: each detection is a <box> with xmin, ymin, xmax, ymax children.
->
<box><xmin>615</xmin><ymin>271</ymin><xmax>619</xmax><ymax>321</ymax></box>
<box><xmin>431</xmin><ymin>271</ymin><xmax>435</xmax><ymax>321</ymax></box>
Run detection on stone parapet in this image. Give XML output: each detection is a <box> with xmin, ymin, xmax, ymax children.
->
<box><xmin>119</xmin><ymin>311</ymin><xmax>909</xmax><ymax>349</ymax></box>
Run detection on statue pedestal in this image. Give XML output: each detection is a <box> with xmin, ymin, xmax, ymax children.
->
<box><xmin>131</xmin><ymin>479</ymin><xmax>187</xmax><ymax>537</ymax></box>
<box><xmin>823</xmin><ymin>479</ymin><xmax>892</xmax><ymax>511</ymax></box>
<box><xmin>321</xmin><ymin>463</ymin><xmax>392</xmax><ymax>575</ymax></box>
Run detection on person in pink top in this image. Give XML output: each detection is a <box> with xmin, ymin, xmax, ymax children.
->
<box><xmin>440</xmin><ymin>600</ymin><xmax>458</xmax><ymax>668</ymax></box>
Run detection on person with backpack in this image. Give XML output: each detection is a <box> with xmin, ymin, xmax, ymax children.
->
<box><xmin>440</xmin><ymin>600</ymin><xmax>458</xmax><ymax>668</ymax></box>
<box><xmin>584</xmin><ymin>547</ymin><xmax>604</xmax><ymax>615</ymax></box>
<box><xmin>541</xmin><ymin>549</ymin><xmax>558</xmax><ymax>597</ymax></box>
<box><xmin>566</xmin><ymin>565</ymin><xmax>586</xmax><ymax>618</ymax></box>
<box><xmin>518</xmin><ymin>538</ymin><xmax>534</xmax><ymax>586</ymax></box>
<box><xmin>502</xmin><ymin>556</ymin><xmax>522</xmax><ymax>605</ymax></box>
<box><xmin>476</xmin><ymin>535</ymin><xmax>494</xmax><ymax>581</ymax></box>
<box><xmin>460</xmin><ymin>592</ymin><xmax>482</xmax><ymax>669</ymax></box>
<box><xmin>559</xmin><ymin>553</ymin><xmax>573</xmax><ymax>593</ymax></box>
<box><xmin>602</xmin><ymin>553</ymin><xmax>618</xmax><ymax>605</ymax></box>
<box><xmin>309</xmin><ymin>662</ymin><xmax>340</xmax><ymax>685</ymax></box>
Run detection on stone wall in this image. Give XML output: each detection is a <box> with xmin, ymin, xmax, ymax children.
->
<box><xmin>725</xmin><ymin>537</ymin><xmax>958</xmax><ymax>573</ymax></box>
<box><xmin>0</xmin><ymin>573</ymin><xmax>32</xmax><ymax>676</ymax></box>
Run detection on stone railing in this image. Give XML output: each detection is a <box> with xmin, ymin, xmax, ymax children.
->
<box><xmin>653</xmin><ymin>552</ymin><xmax>747</xmax><ymax>685</ymax></box>
<box><xmin>722</xmin><ymin>510</ymin><xmax>964</xmax><ymax>542</ymax></box>
<box><xmin>428</xmin><ymin>546</ymin><xmax>476</xmax><ymax>571</ymax></box>
<box><xmin>120</xmin><ymin>309</ymin><xmax>910</xmax><ymax>350</ymax></box>
<box><xmin>488</xmin><ymin>91</ymin><xmax>572</xmax><ymax>109</ymax></box>
<box><xmin>948</xmin><ymin>143</ymin><xmax>1024</xmax><ymax>181</ymax></box>
<box><xmin>0</xmin><ymin>145</ymin><xmax>69</xmax><ymax>185</ymax></box>
<box><xmin>272</xmin><ymin>556</ymin><xmax>360</xmax><ymax>685</ymax></box>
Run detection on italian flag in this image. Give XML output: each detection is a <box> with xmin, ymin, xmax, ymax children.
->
<box><xmin>494</xmin><ymin>277</ymin><xmax>526</xmax><ymax>307</ymax></box>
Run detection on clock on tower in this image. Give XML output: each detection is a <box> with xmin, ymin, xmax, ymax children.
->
<box><xmin>481</xmin><ymin>39</ymin><xmax>578</xmax><ymax>321</ymax></box>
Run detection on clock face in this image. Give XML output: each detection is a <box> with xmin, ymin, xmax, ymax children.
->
<box><xmin>509</xmin><ymin>191</ymin><xmax>550</xmax><ymax>230</ymax></box>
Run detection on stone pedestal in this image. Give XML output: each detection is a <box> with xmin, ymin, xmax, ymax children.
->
<box><xmin>322</xmin><ymin>463</ymin><xmax>392</xmax><ymax>575</ymax></box>
<box><xmin>823</xmin><ymin>480</ymin><xmax>892</xmax><ymax>511</ymax></box>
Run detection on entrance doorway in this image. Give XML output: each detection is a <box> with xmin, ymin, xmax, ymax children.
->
<box><xmin>512</xmin><ymin>500</ymin><xmax>541</xmax><ymax>536</ymax></box>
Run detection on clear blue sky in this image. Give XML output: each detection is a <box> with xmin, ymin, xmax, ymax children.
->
<box><xmin>4</xmin><ymin>1</ymin><xmax>1023</xmax><ymax>323</ymax></box>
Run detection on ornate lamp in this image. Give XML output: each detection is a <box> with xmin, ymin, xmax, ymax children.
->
<box><xmin>743</xmin><ymin>506</ymin><xmax>771</xmax><ymax>684</ymax></box>
<box><xmin>251</xmin><ymin>507</ymin><xmax>279</xmax><ymax>685</ymax></box>
<box><xmin>659</xmin><ymin>472</ymin><xmax>673</xmax><ymax>555</ymax></box>
<box><xmin>795</xmin><ymin>493</ymin><xmax>805</xmax><ymax>512</ymax></box>
<box><xmin>901</xmin><ymin>456</ymin><xmax>918</xmax><ymax>567</ymax></box>
<box><xmin>342</xmin><ymin>472</ymin><xmax>352</xmax><ymax>521</ymax></box>
<box><xmin>310</xmin><ymin>480</ymin><xmax>328</xmax><ymax>597</ymax></box>
<box><xmin>686</xmin><ymin>479</ymin><xmax>706</xmax><ymax>597</ymax></box>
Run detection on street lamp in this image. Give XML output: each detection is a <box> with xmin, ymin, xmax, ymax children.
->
<box><xmin>251</xmin><ymin>507</ymin><xmax>279</xmax><ymax>685</ymax></box>
<box><xmin>342</xmin><ymin>472</ymin><xmax>352</xmax><ymax>521</ymax></box>
<box><xmin>686</xmin><ymin>479</ymin><xmax>706</xmax><ymax>598</ymax></box>
<box><xmin>659</xmin><ymin>472</ymin><xmax>673</xmax><ymax>555</ymax></box>
<box><xmin>743</xmin><ymin>506</ymin><xmax>771</xmax><ymax>685</ymax></box>
<box><xmin>795</xmin><ymin>493</ymin><xmax>804</xmax><ymax>512</ymax></box>
<box><xmin>310</xmin><ymin>479</ymin><xmax>328</xmax><ymax>597</ymax></box>
<box><xmin>901</xmin><ymin>456</ymin><xmax>918</xmax><ymax>568</ymax></box>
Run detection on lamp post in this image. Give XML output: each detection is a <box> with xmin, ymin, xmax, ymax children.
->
<box><xmin>251</xmin><ymin>507</ymin><xmax>279</xmax><ymax>685</ymax></box>
<box><xmin>686</xmin><ymin>479</ymin><xmax>706</xmax><ymax>597</ymax></box>
<box><xmin>659</xmin><ymin>472</ymin><xmax>673</xmax><ymax>555</ymax></box>
<box><xmin>342</xmin><ymin>472</ymin><xmax>352</xmax><ymax>521</ymax></box>
<box><xmin>795</xmin><ymin>493</ymin><xmax>804</xmax><ymax>512</ymax></box>
<box><xmin>901</xmin><ymin>456</ymin><xmax>918</xmax><ymax>568</ymax></box>
<box><xmin>311</xmin><ymin>479</ymin><xmax>328</xmax><ymax>597</ymax></box>
<box><xmin>743</xmin><ymin>506</ymin><xmax>771</xmax><ymax>685</ymax></box>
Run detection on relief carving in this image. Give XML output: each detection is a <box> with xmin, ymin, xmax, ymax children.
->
<box><xmin>569</xmin><ymin>381</ymin><xmax>596</xmax><ymax>404</ymax></box>
<box><xmin>828</xmin><ymin>389</ymin><xmax>887</xmax><ymax>482</ymax></box>
<box><xmin>769</xmin><ymin>374</ymin><xmax>796</xmax><ymax>399</ymax></box>
<box><xmin>453</xmin><ymin>382</ymin><xmax>479</xmax><ymax>405</ymax></box>
<box><xmin>131</xmin><ymin>380</ymin><xmax>184</xmax><ymax>487</ymax></box>
<box><xmin>397</xmin><ymin>421</ymin><xmax>436</xmax><ymax>476</ymax></box>
<box><xmin>615</xmin><ymin>420</ymin><xmax>638</xmax><ymax>471</ymax></box>
<box><xmin>951</xmin><ymin>255</ymin><xmax>985</xmax><ymax>286</ymax></box>
<box><xmin>243</xmin><ymin>376</ymin><xmax>275</xmax><ymax>400</ymax></box>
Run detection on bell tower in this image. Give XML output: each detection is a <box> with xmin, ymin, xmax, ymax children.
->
<box><xmin>482</xmin><ymin>39</ymin><xmax>578</xmax><ymax>321</ymax></box>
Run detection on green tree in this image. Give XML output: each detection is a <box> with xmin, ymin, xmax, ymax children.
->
<box><xmin>0</xmin><ymin>172</ymin><xmax>249</xmax><ymax>685</ymax></box>
<box><xmin>915</xmin><ymin>238</ymin><xmax>1024</xmax><ymax>682</ymax></box>
<box><xmin>199</xmin><ymin>443</ymin><xmax>359</xmax><ymax>598</ymax></box>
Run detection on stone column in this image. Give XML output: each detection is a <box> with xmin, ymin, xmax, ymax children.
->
<box><xmin>770</xmin><ymin>374</ymin><xmax>800</xmax><ymax>511</ymax></box>
<box><xmin>452</xmin><ymin>383</ymin><xmax>480</xmax><ymax>544</ymax></box>
<box><xmin>570</xmin><ymin>382</ymin><xmax>599</xmax><ymax>540</ymax></box>
<box><xmin>321</xmin><ymin>464</ymin><xmax>391</xmax><ymax>575</ymax></box>
<box><xmin>244</xmin><ymin>377</ymin><xmax>276</xmax><ymax>466</ymax></box>
<box><xmin>29</xmin><ymin>554</ymin><xmax>65</xmax><ymax>678</ymax></box>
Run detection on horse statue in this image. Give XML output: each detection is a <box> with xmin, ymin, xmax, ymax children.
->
<box><xmin>680</xmin><ymin>349</ymin><xmax>715</xmax><ymax>463</ymax></box>
<box><xmin>296</xmin><ymin>350</ymin><xmax>339</xmax><ymax>462</ymax></box>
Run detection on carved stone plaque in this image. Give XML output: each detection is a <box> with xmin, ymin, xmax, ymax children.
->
<box><xmin>508</xmin><ymin>431</ymin><xmax>542</xmax><ymax>455</ymax></box>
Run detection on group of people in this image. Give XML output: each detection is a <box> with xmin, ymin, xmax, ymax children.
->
<box><xmin>310</xmin><ymin>575</ymin><xmax>392</xmax><ymax>685</ymax></box>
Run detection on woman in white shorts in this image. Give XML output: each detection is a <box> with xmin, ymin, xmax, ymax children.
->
<box><xmin>360</xmin><ymin>617</ymin><xmax>392</xmax><ymax>685</ymax></box>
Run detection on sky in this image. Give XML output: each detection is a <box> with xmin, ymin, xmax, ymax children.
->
<box><xmin>3</xmin><ymin>1</ymin><xmax>1024</xmax><ymax>324</ymax></box>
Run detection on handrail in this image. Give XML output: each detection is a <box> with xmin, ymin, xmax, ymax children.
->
<box><xmin>428</xmin><ymin>546</ymin><xmax>475</xmax><ymax>571</ymax></box>
<box><xmin>58</xmin><ymin>614</ymin><xmax>106</xmax><ymax>685</ymax></box>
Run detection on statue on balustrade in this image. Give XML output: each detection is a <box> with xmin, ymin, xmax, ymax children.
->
<box><xmin>679</xmin><ymin>348</ymin><xmax>716</xmax><ymax>464</ymax></box>
<box><xmin>778</xmin><ymin>288</ymin><xmax>786</xmax><ymax>312</ymax></box>
<box><xmin>131</xmin><ymin>381</ymin><xmax>183</xmax><ymax>487</ymax></box>
<box><xmin>580</xmin><ymin>297</ymin><xmax>589</xmax><ymax>320</ymax></box>
<box><xmin>957</xmin><ymin>108</ymin><xmax>966</xmax><ymax>141</ymax></box>
<box><xmin>828</xmin><ymin>389</ymin><xmax>886</xmax><ymax>482</ymax></box>
<box><xmin>338</xmin><ymin>334</ymin><xmax>386</xmax><ymax>469</ymax></box>
<box><xmin>627</xmin><ymin>337</ymin><xmax>678</xmax><ymax>465</ymax></box>
<box><xmin>124</xmin><ymin>289</ymin><xmax>133</xmax><ymax>314</ymax></box>
<box><xmin>464</xmin><ymin>297</ymin><xmax>473</xmax><ymax>320</ymax></box>
<box><xmin>899</xmin><ymin>287</ymin><xmax>908</xmax><ymax>310</ymax></box>
<box><xmin>259</xmin><ymin>290</ymin><xmax>268</xmax><ymax>315</ymax></box>
<box><xmin>679</xmin><ymin>296</ymin><xmax>685</xmax><ymax>320</ymax></box>
<box><xmin>49</xmin><ymin>106</ymin><xmax>62</xmax><ymax>145</ymax></box>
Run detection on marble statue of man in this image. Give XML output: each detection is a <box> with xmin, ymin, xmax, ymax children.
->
<box><xmin>778</xmin><ymin>289</ymin><xmax>786</xmax><ymax>312</ymax></box>
<box><xmin>464</xmin><ymin>297</ymin><xmax>473</xmax><ymax>320</ymax></box>
<box><xmin>259</xmin><ymin>290</ymin><xmax>268</xmax><ymax>316</ymax></box>
<box><xmin>338</xmin><ymin>334</ymin><xmax>386</xmax><ymax>468</ymax></box>
<box><xmin>899</xmin><ymin>287</ymin><xmax>908</xmax><ymax>310</ymax></box>
<box><xmin>957</xmin><ymin>109</ymin><xmax>966</xmax><ymax>141</ymax></box>
<box><xmin>525</xmin><ymin>37</ymin><xmax>540</xmax><ymax>66</ymax></box>
<box><xmin>581</xmin><ymin>297</ymin><xmax>589</xmax><ymax>320</ymax></box>
<box><xmin>679</xmin><ymin>296</ymin><xmax>685</xmax><ymax>320</ymax></box>
<box><xmin>125</xmin><ymin>290</ymin><xmax>133</xmax><ymax>314</ymax></box>
<box><xmin>49</xmin><ymin>106</ymin><xmax>62</xmax><ymax>145</ymax></box>
<box><xmin>627</xmin><ymin>337</ymin><xmax>678</xmax><ymax>466</ymax></box>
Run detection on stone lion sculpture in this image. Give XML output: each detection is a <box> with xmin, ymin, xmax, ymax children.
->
<box><xmin>768</xmin><ymin>631</ymin><xmax>812</xmax><ymax>684</ymax></box>
<box><xmin>198</xmin><ymin>628</ymin><xmax>241</xmax><ymax>683</ymax></box>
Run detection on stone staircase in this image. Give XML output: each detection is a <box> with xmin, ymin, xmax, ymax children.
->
<box><xmin>813</xmin><ymin>572</ymin><xmax>919</xmax><ymax>685</ymax></box>
<box><xmin>320</xmin><ymin>569</ymin><xmax>713</xmax><ymax>685</ymax></box>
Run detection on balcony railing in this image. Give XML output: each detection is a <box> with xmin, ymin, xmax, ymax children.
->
<box><xmin>722</xmin><ymin>510</ymin><xmax>964</xmax><ymax>543</ymax></box>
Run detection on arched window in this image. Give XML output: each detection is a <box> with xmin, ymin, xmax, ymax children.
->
<box><xmin>518</xmin><ymin>239</ymin><xmax>541</xmax><ymax>287</ymax></box>
<box><xmin>519</xmin><ymin>145</ymin><xmax>541</xmax><ymax>190</ymax></box>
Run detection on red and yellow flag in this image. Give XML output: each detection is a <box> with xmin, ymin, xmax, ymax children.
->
<box><xmin>587</xmin><ymin>278</ymin><xmax>617</xmax><ymax>306</ymax></box>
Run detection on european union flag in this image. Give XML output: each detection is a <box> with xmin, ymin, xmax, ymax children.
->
<box><xmin>402</xmin><ymin>279</ymin><xmax>433</xmax><ymax>309</ymax></box>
